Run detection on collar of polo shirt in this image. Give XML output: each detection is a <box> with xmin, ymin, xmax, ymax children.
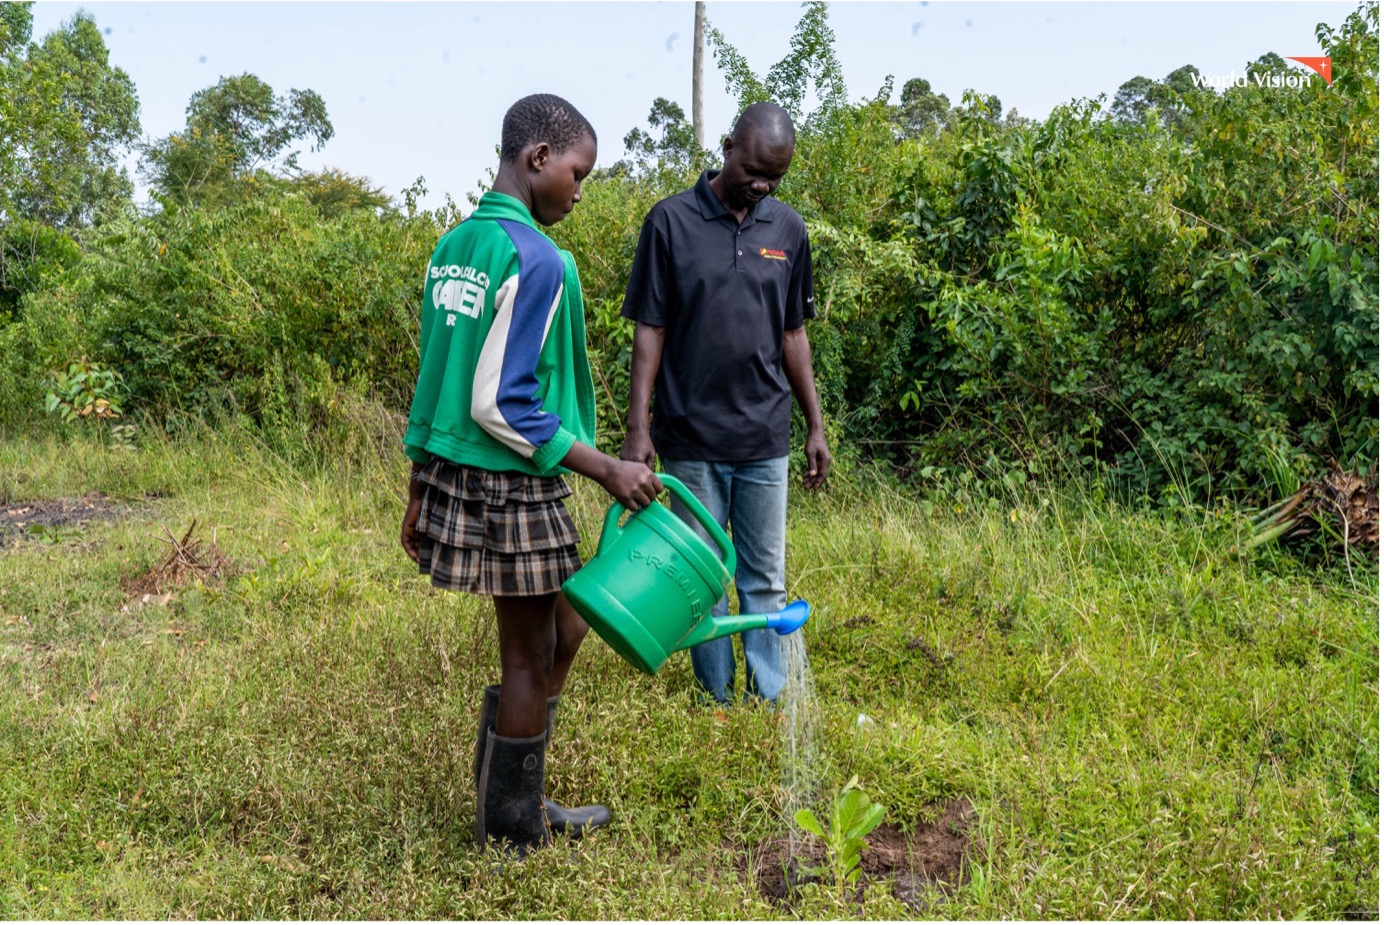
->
<box><xmin>694</xmin><ymin>170</ymin><xmax>776</xmax><ymax>223</ymax></box>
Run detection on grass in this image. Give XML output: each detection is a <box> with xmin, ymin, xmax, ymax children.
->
<box><xmin>0</xmin><ymin>424</ymin><xmax>1377</xmax><ymax>919</ymax></box>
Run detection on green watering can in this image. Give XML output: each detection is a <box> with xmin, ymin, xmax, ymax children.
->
<box><xmin>562</xmin><ymin>475</ymin><xmax>810</xmax><ymax>675</ymax></box>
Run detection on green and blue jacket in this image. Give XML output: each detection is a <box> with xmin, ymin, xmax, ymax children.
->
<box><xmin>403</xmin><ymin>191</ymin><xmax>595</xmax><ymax>475</ymax></box>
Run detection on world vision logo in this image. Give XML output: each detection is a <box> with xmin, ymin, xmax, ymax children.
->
<box><xmin>760</xmin><ymin>247</ymin><xmax>788</xmax><ymax>261</ymax></box>
<box><xmin>1287</xmin><ymin>56</ymin><xmax>1332</xmax><ymax>85</ymax></box>
<box><xmin>1191</xmin><ymin>56</ymin><xmax>1332</xmax><ymax>91</ymax></box>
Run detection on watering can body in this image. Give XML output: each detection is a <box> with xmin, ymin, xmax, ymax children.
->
<box><xmin>562</xmin><ymin>475</ymin><xmax>809</xmax><ymax>675</ymax></box>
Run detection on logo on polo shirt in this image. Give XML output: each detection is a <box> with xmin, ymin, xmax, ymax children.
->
<box><xmin>759</xmin><ymin>247</ymin><xmax>788</xmax><ymax>261</ymax></box>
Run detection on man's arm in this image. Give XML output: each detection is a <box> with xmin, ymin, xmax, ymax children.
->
<box><xmin>782</xmin><ymin>326</ymin><xmax>830</xmax><ymax>490</ymax></box>
<box><xmin>620</xmin><ymin>321</ymin><xmax>665</xmax><ymax>467</ymax></box>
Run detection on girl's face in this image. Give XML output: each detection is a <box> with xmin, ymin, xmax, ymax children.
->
<box><xmin>529</xmin><ymin>134</ymin><xmax>597</xmax><ymax>226</ymax></box>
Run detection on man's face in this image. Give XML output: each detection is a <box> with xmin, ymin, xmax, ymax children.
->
<box><xmin>529</xmin><ymin>133</ymin><xmax>597</xmax><ymax>226</ymax></box>
<box><xmin>718</xmin><ymin>131</ymin><xmax>794</xmax><ymax>212</ymax></box>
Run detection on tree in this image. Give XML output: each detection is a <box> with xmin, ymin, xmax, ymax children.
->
<box><xmin>895</xmin><ymin>77</ymin><xmax>950</xmax><ymax>138</ymax></box>
<box><xmin>616</xmin><ymin>97</ymin><xmax>706</xmax><ymax>178</ymax></box>
<box><xmin>1110</xmin><ymin>75</ymin><xmax>1162</xmax><ymax>124</ymax></box>
<box><xmin>3</xmin><ymin>9</ymin><xmax>139</xmax><ymax>228</ymax></box>
<box><xmin>1110</xmin><ymin>64</ymin><xmax>1204</xmax><ymax>130</ymax></box>
<box><xmin>0</xmin><ymin>6</ymin><xmax>138</xmax><ymax>320</ymax></box>
<box><xmin>142</xmin><ymin>73</ymin><xmax>333</xmax><ymax>204</ymax></box>
<box><xmin>707</xmin><ymin>0</ymin><xmax>846</xmax><ymax>129</ymax></box>
<box><xmin>291</xmin><ymin>167</ymin><xmax>391</xmax><ymax>219</ymax></box>
<box><xmin>0</xmin><ymin>3</ymin><xmax>31</xmax><ymax>215</ymax></box>
<box><xmin>0</xmin><ymin>2</ymin><xmax>33</xmax><ymax>55</ymax></box>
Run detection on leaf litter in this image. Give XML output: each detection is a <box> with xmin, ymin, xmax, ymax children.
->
<box><xmin>122</xmin><ymin>519</ymin><xmax>232</xmax><ymax>605</ymax></box>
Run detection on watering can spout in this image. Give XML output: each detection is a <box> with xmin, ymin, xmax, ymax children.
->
<box><xmin>764</xmin><ymin>599</ymin><xmax>811</xmax><ymax>635</ymax></box>
<box><xmin>677</xmin><ymin>599</ymin><xmax>811</xmax><ymax>650</ymax></box>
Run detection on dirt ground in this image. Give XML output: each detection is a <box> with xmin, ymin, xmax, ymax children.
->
<box><xmin>0</xmin><ymin>493</ymin><xmax>130</xmax><ymax>544</ymax></box>
<box><xmin>749</xmin><ymin>797</ymin><xmax>976</xmax><ymax>911</ymax></box>
<box><xmin>1</xmin><ymin>494</ymin><xmax>229</xmax><ymax>599</ymax></box>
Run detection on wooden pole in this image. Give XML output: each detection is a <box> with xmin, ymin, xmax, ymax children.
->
<box><xmin>693</xmin><ymin>1</ymin><xmax>705</xmax><ymax>148</ymax></box>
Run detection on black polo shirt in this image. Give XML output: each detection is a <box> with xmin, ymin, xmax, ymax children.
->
<box><xmin>620</xmin><ymin>170</ymin><xmax>816</xmax><ymax>462</ymax></box>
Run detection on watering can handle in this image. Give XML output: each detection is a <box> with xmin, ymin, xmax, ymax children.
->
<box><xmin>594</xmin><ymin>474</ymin><xmax>736</xmax><ymax>568</ymax></box>
<box><xmin>657</xmin><ymin>475</ymin><xmax>736</xmax><ymax>567</ymax></box>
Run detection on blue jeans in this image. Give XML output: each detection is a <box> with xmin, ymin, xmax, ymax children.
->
<box><xmin>662</xmin><ymin>456</ymin><xmax>789</xmax><ymax>703</ymax></box>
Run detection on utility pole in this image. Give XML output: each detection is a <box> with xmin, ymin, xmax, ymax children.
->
<box><xmin>692</xmin><ymin>1</ymin><xmax>705</xmax><ymax>148</ymax></box>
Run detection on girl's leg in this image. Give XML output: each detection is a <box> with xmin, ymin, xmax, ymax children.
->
<box><xmin>548</xmin><ymin>594</ymin><xmax>590</xmax><ymax>699</ymax></box>
<box><xmin>493</xmin><ymin>592</ymin><xmax>558</xmax><ymax>738</ymax></box>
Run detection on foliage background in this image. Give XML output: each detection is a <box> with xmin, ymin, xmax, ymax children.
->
<box><xmin>0</xmin><ymin>1</ymin><xmax>1376</xmax><ymax>500</ymax></box>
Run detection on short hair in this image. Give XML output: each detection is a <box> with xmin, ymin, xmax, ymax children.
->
<box><xmin>500</xmin><ymin>94</ymin><xmax>597</xmax><ymax>163</ymax></box>
<box><xmin>730</xmin><ymin>102</ymin><xmax>796</xmax><ymax>147</ymax></box>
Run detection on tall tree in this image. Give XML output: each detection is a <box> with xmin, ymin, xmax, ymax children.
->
<box><xmin>142</xmin><ymin>73</ymin><xmax>332</xmax><ymax>203</ymax></box>
<box><xmin>1111</xmin><ymin>64</ymin><xmax>1206</xmax><ymax>129</ymax></box>
<box><xmin>0</xmin><ymin>2</ymin><xmax>31</xmax><ymax>214</ymax></box>
<box><xmin>3</xmin><ymin>9</ymin><xmax>139</xmax><ymax>228</ymax></box>
<box><xmin>616</xmin><ymin>97</ymin><xmax>707</xmax><ymax>181</ymax></box>
<box><xmin>0</xmin><ymin>6</ymin><xmax>138</xmax><ymax>320</ymax></box>
<box><xmin>896</xmin><ymin>77</ymin><xmax>950</xmax><ymax>138</ymax></box>
<box><xmin>708</xmin><ymin>0</ymin><xmax>846</xmax><ymax>127</ymax></box>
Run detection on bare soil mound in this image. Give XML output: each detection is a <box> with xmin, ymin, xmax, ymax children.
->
<box><xmin>749</xmin><ymin>797</ymin><xmax>976</xmax><ymax>911</ymax></box>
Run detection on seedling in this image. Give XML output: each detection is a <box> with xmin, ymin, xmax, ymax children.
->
<box><xmin>43</xmin><ymin>357</ymin><xmax>135</xmax><ymax>447</ymax></box>
<box><xmin>793</xmin><ymin>775</ymin><xmax>887</xmax><ymax>899</ymax></box>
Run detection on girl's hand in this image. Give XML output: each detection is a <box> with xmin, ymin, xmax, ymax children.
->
<box><xmin>602</xmin><ymin>458</ymin><xmax>663</xmax><ymax>511</ymax></box>
<box><xmin>401</xmin><ymin>495</ymin><xmax>423</xmax><ymax>563</ymax></box>
<box><xmin>401</xmin><ymin>464</ymin><xmax>428</xmax><ymax>564</ymax></box>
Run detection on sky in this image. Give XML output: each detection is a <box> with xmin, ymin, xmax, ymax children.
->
<box><xmin>27</xmin><ymin>0</ymin><xmax>1357</xmax><ymax>209</ymax></box>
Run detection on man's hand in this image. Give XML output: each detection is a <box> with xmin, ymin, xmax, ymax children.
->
<box><xmin>620</xmin><ymin>428</ymin><xmax>656</xmax><ymax>468</ymax></box>
<box><xmin>782</xmin><ymin>326</ymin><xmax>830</xmax><ymax>490</ymax></box>
<box><xmin>802</xmin><ymin>429</ymin><xmax>831</xmax><ymax>491</ymax></box>
<box><xmin>621</xmin><ymin>322</ymin><xmax>664</xmax><ymax>469</ymax></box>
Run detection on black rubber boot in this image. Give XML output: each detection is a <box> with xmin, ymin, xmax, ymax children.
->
<box><xmin>473</xmin><ymin>686</ymin><xmax>612</xmax><ymax>837</ymax></box>
<box><xmin>474</xmin><ymin>727</ymin><xmax>550</xmax><ymax>858</ymax></box>
<box><xmin>543</xmin><ymin>694</ymin><xmax>613</xmax><ymax>835</ymax></box>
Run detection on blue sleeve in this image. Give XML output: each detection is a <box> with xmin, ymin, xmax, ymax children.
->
<box><xmin>469</xmin><ymin>220</ymin><xmax>576</xmax><ymax>469</ymax></box>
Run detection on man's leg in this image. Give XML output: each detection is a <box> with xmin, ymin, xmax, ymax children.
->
<box><xmin>662</xmin><ymin>458</ymin><xmax>735</xmax><ymax>703</ymax></box>
<box><xmin>729</xmin><ymin>456</ymin><xmax>790</xmax><ymax>702</ymax></box>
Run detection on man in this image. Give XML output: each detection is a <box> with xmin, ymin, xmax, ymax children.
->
<box><xmin>619</xmin><ymin>102</ymin><xmax>830</xmax><ymax>704</ymax></box>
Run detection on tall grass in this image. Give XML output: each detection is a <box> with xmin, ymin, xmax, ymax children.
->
<box><xmin>0</xmin><ymin>418</ymin><xmax>1375</xmax><ymax>919</ymax></box>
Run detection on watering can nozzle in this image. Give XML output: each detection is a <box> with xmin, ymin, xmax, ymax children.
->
<box><xmin>764</xmin><ymin>599</ymin><xmax>811</xmax><ymax>636</ymax></box>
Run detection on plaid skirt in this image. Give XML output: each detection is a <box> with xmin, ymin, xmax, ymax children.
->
<box><xmin>413</xmin><ymin>459</ymin><xmax>582</xmax><ymax>597</ymax></box>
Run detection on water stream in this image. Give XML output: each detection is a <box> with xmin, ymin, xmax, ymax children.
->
<box><xmin>778</xmin><ymin>629</ymin><xmax>824</xmax><ymax>866</ymax></box>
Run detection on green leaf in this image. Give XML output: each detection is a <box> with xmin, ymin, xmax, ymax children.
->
<box><xmin>793</xmin><ymin>809</ymin><xmax>825</xmax><ymax>839</ymax></box>
<box><xmin>855</xmin><ymin>804</ymin><xmax>887</xmax><ymax>839</ymax></box>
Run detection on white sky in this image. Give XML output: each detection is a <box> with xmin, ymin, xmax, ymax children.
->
<box><xmin>28</xmin><ymin>0</ymin><xmax>1356</xmax><ymax>208</ymax></box>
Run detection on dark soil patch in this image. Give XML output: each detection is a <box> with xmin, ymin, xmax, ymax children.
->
<box><xmin>0</xmin><ymin>493</ymin><xmax>129</xmax><ymax>544</ymax></box>
<box><xmin>749</xmin><ymin>797</ymin><xmax>976</xmax><ymax>911</ymax></box>
<box><xmin>122</xmin><ymin>520</ymin><xmax>232</xmax><ymax>597</ymax></box>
